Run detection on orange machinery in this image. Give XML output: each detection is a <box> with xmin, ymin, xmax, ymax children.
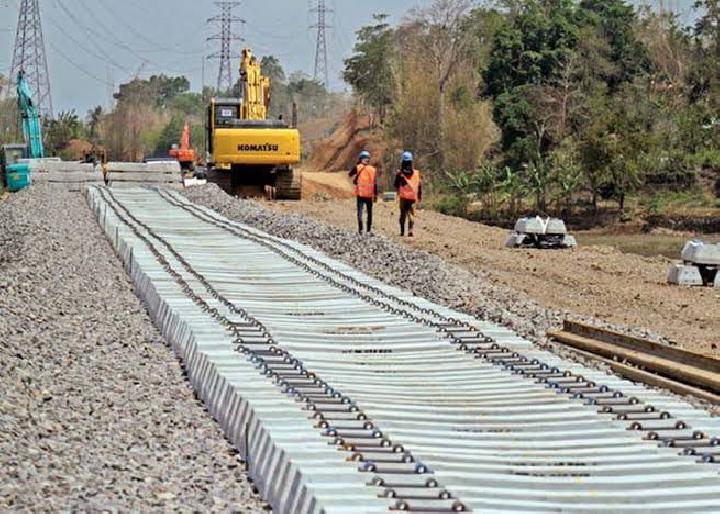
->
<box><xmin>169</xmin><ymin>122</ymin><xmax>197</xmax><ymax>171</ymax></box>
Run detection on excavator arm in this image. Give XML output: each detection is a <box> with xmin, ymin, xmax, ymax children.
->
<box><xmin>17</xmin><ymin>71</ymin><xmax>44</xmax><ymax>159</ymax></box>
<box><xmin>169</xmin><ymin>121</ymin><xmax>197</xmax><ymax>171</ymax></box>
<box><xmin>239</xmin><ymin>49</ymin><xmax>270</xmax><ymax>121</ymax></box>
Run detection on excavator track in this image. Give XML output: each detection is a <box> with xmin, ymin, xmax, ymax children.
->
<box><xmin>205</xmin><ymin>167</ymin><xmax>233</xmax><ymax>194</ymax></box>
<box><xmin>273</xmin><ymin>168</ymin><xmax>302</xmax><ymax>200</ymax></box>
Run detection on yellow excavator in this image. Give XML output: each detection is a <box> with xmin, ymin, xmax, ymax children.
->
<box><xmin>206</xmin><ymin>48</ymin><xmax>302</xmax><ymax>199</ymax></box>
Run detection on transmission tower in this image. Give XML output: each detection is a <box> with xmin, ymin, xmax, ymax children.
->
<box><xmin>207</xmin><ymin>1</ymin><xmax>245</xmax><ymax>93</ymax></box>
<box><xmin>9</xmin><ymin>0</ymin><xmax>53</xmax><ymax>117</ymax></box>
<box><xmin>310</xmin><ymin>0</ymin><xmax>332</xmax><ymax>89</ymax></box>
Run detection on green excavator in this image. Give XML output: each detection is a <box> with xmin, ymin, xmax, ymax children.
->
<box><xmin>1</xmin><ymin>71</ymin><xmax>45</xmax><ymax>192</ymax></box>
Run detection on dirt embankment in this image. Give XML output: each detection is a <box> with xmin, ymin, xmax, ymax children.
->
<box><xmin>302</xmin><ymin>171</ymin><xmax>355</xmax><ymax>199</ymax></box>
<box><xmin>304</xmin><ymin>108</ymin><xmax>388</xmax><ymax>174</ymax></box>
<box><xmin>267</xmin><ymin>197</ymin><xmax>720</xmax><ymax>356</ymax></box>
<box><xmin>301</xmin><ymin>107</ymin><xmax>389</xmax><ymax>200</ymax></box>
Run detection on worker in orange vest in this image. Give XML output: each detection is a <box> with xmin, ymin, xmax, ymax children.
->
<box><xmin>394</xmin><ymin>151</ymin><xmax>422</xmax><ymax>237</ymax></box>
<box><xmin>349</xmin><ymin>150</ymin><xmax>378</xmax><ymax>234</ymax></box>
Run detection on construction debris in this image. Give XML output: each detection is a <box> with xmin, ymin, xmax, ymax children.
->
<box><xmin>105</xmin><ymin>161</ymin><xmax>182</xmax><ymax>188</ymax></box>
<box><xmin>505</xmin><ymin>216</ymin><xmax>578</xmax><ymax>249</ymax></box>
<box><xmin>182</xmin><ymin>176</ymin><xmax>208</xmax><ymax>188</ymax></box>
<box><xmin>667</xmin><ymin>240</ymin><xmax>720</xmax><ymax>287</ymax></box>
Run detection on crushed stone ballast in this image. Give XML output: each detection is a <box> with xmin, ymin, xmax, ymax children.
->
<box><xmin>87</xmin><ymin>186</ymin><xmax>720</xmax><ymax>514</ymax></box>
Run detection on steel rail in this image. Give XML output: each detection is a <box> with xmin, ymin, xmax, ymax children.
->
<box><xmin>157</xmin><ymin>189</ymin><xmax>720</xmax><ymax>443</ymax></box>
<box><xmin>87</xmin><ymin>186</ymin><xmax>720</xmax><ymax>513</ymax></box>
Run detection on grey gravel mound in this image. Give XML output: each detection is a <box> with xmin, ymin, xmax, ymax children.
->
<box><xmin>183</xmin><ymin>185</ymin><xmax>665</xmax><ymax>349</ymax></box>
<box><xmin>0</xmin><ymin>186</ymin><xmax>266</xmax><ymax>512</ymax></box>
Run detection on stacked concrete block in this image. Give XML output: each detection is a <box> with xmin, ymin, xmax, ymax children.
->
<box><xmin>667</xmin><ymin>263</ymin><xmax>704</xmax><ymax>287</ymax></box>
<box><xmin>667</xmin><ymin>240</ymin><xmax>720</xmax><ymax>287</ymax></box>
<box><xmin>28</xmin><ymin>160</ymin><xmax>103</xmax><ymax>191</ymax></box>
<box><xmin>506</xmin><ymin>216</ymin><xmax>578</xmax><ymax>249</ymax></box>
<box><xmin>105</xmin><ymin>161</ymin><xmax>182</xmax><ymax>188</ymax></box>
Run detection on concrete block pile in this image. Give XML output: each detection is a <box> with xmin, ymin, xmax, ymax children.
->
<box><xmin>505</xmin><ymin>216</ymin><xmax>578</xmax><ymax>249</ymax></box>
<box><xmin>105</xmin><ymin>161</ymin><xmax>182</xmax><ymax>188</ymax></box>
<box><xmin>28</xmin><ymin>159</ymin><xmax>103</xmax><ymax>191</ymax></box>
<box><xmin>667</xmin><ymin>240</ymin><xmax>720</xmax><ymax>287</ymax></box>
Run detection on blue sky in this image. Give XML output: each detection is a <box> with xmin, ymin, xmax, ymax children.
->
<box><xmin>0</xmin><ymin>0</ymin><xmax>699</xmax><ymax>114</ymax></box>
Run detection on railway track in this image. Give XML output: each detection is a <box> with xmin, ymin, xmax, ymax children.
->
<box><xmin>87</xmin><ymin>186</ymin><xmax>720</xmax><ymax>513</ymax></box>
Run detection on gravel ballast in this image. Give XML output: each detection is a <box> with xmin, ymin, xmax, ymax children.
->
<box><xmin>0</xmin><ymin>186</ymin><xmax>266</xmax><ymax>512</ymax></box>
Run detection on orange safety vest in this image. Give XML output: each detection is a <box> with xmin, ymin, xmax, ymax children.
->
<box><xmin>399</xmin><ymin>170</ymin><xmax>421</xmax><ymax>201</ymax></box>
<box><xmin>355</xmin><ymin>164</ymin><xmax>377</xmax><ymax>198</ymax></box>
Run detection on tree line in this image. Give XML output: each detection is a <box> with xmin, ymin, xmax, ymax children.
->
<box><xmin>344</xmin><ymin>0</ymin><xmax>720</xmax><ymax>218</ymax></box>
<box><xmin>0</xmin><ymin>57</ymin><xmax>343</xmax><ymax>163</ymax></box>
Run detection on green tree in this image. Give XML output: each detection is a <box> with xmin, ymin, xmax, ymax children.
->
<box><xmin>689</xmin><ymin>0</ymin><xmax>720</xmax><ymax>106</ymax></box>
<box><xmin>579</xmin><ymin>0</ymin><xmax>651</xmax><ymax>90</ymax></box>
<box><xmin>343</xmin><ymin>13</ymin><xmax>395</xmax><ymax>122</ymax></box>
<box><xmin>483</xmin><ymin>0</ymin><xmax>579</xmax><ymax>97</ymax></box>
<box><xmin>153</xmin><ymin>115</ymin><xmax>185</xmax><ymax>157</ymax></box>
<box><xmin>115</xmin><ymin>74</ymin><xmax>190</xmax><ymax>109</ymax></box>
<box><xmin>170</xmin><ymin>93</ymin><xmax>205</xmax><ymax>117</ymax></box>
<box><xmin>484</xmin><ymin>0</ymin><xmax>580</xmax><ymax>169</ymax></box>
<box><xmin>86</xmin><ymin>106</ymin><xmax>103</xmax><ymax>140</ymax></box>
<box><xmin>44</xmin><ymin>110</ymin><xmax>86</xmax><ymax>155</ymax></box>
<box><xmin>261</xmin><ymin>55</ymin><xmax>286</xmax><ymax>85</ymax></box>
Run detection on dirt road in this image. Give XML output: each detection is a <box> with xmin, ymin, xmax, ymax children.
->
<box><xmin>268</xmin><ymin>193</ymin><xmax>719</xmax><ymax>356</ymax></box>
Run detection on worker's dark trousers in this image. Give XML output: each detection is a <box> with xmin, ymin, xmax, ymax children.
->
<box><xmin>399</xmin><ymin>199</ymin><xmax>416</xmax><ymax>236</ymax></box>
<box><xmin>356</xmin><ymin>197</ymin><xmax>373</xmax><ymax>233</ymax></box>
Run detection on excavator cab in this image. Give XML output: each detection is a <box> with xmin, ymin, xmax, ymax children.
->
<box><xmin>1</xmin><ymin>144</ymin><xmax>28</xmax><ymax>192</ymax></box>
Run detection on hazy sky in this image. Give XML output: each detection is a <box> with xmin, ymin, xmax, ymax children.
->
<box><xmin>0</xmin><ymin>0</ymin><xmax>698</xmax><ymax>115</ymax></box>
<box><xmin>0</xmin><ymin>0</ymin><xmax>422</xmax><ymax>114</ymax></box>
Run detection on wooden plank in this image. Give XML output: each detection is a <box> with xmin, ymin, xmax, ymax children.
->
<box><xmin>563</xmin><ymin>320</ymin><xmax>720</xmax><ymax>374</ymax></box>
<box><xmin>548</xmin><ymin>330</ymin><xmax>720</xmax><ymax>394</ymax></box>
<box><xmin>556</xmin><ymin>344</ymin><xmax>720</xmax><ymax>406</ymax></box>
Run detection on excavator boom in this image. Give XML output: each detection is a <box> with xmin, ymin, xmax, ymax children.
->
<box><xmin>1</xmin><ymin>71</ymin><xmax>44</xmax><ymax>192</ymax></box>
<box><xmin>169</xmin><ymin>121</ymin><xmax>196</xmax><ymax>171</ymax></box>
<box><xmin>17</xmin><ymin>71</ymin><xmax>44</xmax><ymax>159</ymax></box>
<box><xmin>240</xmin><ymin>49</ymin><xmax>271</xmax><ymax>121</ymax></box>
<box><xmin>180</xmin><ymin>123</ymin><xmax>191</xmax><ymax>150</ymax></box>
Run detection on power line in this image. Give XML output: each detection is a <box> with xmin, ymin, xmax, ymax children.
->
<box><xmin>57</xmin><ymin>0</ymin><xmax>200</xmax><ymax>79</ymax></box>
<box><xmin>45</xmin><ymin>14</ymin><xmax>132</xmax><ymax>75</ymax></box>
<box><xmin>48</xmin><ymin>41</ymin><xmax>113</xmax><ymax>87</ymax></box>
<box><xmin>207</xmin><ymin>1</ymin><xmax>245</xmax><ymax>92</ymax></box>
<box><xmin>310</xmin><ymin>0</ymin><xmax>332</xmax><ymax>89</ymax></box>
<box><xmin>9</xmin><ymin>0</ymin><xmax>53</xmax><ymax>116</ymax></box>
<box><xmin>96</xmin><ymin>0</ymin><xmax>205</xmax><ymax>56</ymax></box>
<box><xmin>59</xmin><ymin>0</ymin><xmax>151</xmax><ymax>66</ymax></box>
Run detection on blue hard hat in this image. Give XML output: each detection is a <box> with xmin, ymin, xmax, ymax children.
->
<box><xmin>402</xmin><ymin>151</ymin><xmax>413</xmax><ymax>162</ymax></box>
<box><xmin>359</xmin><ymin>150</ymin><xmax>371</xmax><ymax>159</ymax></box>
